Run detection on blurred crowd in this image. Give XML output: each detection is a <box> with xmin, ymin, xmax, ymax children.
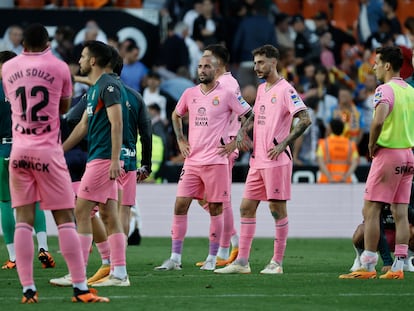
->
<box><xmin>2</xmin><ymin>0</ymin><xmax>414</xmax><ymax>181</ymax></box>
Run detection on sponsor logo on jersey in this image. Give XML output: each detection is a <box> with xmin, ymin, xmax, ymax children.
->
<box><xmin>290</xmin><ymin>93</ymin><xmax>302</xmax><ymax>106</ymax></box>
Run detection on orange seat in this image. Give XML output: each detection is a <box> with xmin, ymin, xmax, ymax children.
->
<box><xmin>17</xmin><ymin>0</ymin><xmax>45</xmax><ymax>8</ymax></box>
<box><xmin>302</xmin><ymin>0</ymin><xmax>331</xmax><ymax>19</ymax></box>
<box><xmin>332</xmin><ymin>0</ymin><xmax>360</xmax><ymax>32</ymax></box>
<box><xmin>115</xmin><ymin>0</ymin><xmax>142</xmax><ymax>8</ymax></box>
<box><xmin>396</xmin><ymin>0</ymin><xmax>414</xmax><ymax>26</ymax></box>
<box><xmin>273</xmin><ymin>0</ymin><xmax>301</xmax><ymax>16</ymax></box>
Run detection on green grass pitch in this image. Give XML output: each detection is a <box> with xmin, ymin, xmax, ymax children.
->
<box><xmin>0</xmin><ymin>237</ymin><xmax>413</xmax><ymax>310</ymax></box>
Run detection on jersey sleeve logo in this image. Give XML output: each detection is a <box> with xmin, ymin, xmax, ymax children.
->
<box><xmin>290</xmin><ymin>93</ymin><xmax>302</xmax><ymax>106</ymax></box>
<box><xmin>107</xmin><ymin>85</ymin><xmax>115</xmax><ymax>92</ymax></box>
<box><xmin>373</xmin><ymin>90</ymin><xmax>382</xmax><ymax>105</ymax></box>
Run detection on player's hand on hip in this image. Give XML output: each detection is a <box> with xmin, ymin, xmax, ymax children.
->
<box><xmin>178</xmin><ymin>139</ymin><xmax>190</xmax><ymax>158</ymax></box>
<box><xmin>109</xmin><ymin>159</ymin><xmax>122</xmax><ymax>180</ymax></box>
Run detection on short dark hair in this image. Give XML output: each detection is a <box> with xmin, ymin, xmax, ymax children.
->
<box><xmin>0</xmin><ymin>50</ymin><xmax>17</xmax><ymax>64</ymax></box>
<box><xmin>375</xmin><ymin>46</ymin><xmax>403</xmax><ymax>72</ymax></box>
<box><xmin>23</xmin><ymin>23</ymin><xmax>49</xmax><ymax>50</ymax></box>
<box><xmin>204</xmin><ymin>44</ymin><xmax>230</xmax><ymax>65</ymax></box>
<box><xmin>83</xmin><ymin>40</ymin><xmax>112</xmax><ymax>68</ymax></box>
<box><xmin>252</xmin><ymin>44</ymin><xmax>280</xmax><ymax>60</ymax></box>
<box><xmin>108</xmin><ymin>46</ymin><xmax>123</xmax><ymax>75</ymax></box>
<box><xmin>330</xmin><ymin>118</ymin><xmax>345</xmax><ymax>136</ymax></box>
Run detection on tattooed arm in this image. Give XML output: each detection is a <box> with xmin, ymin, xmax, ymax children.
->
<box><xmin>267</xmin><ymin>109</ymin><xmax>312</xmax><ymax>160</ymax></box>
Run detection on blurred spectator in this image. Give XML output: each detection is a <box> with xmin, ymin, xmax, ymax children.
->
<box><xmin>382</xmin><ymin>0</ymin><xmax>401</xmax><ymax>39</ymax></box>
<box><xmin>299</xmin><ymin>62</ymin><xmax>316</xmax><ymax>93</ymax></box>
<box><xmin>305</xmin><ymin>65</ymin><xmax>338</xmax><ymax>138</ymax></box>
<box><xmin>313</xmin><ymin>11</ymin><xmax>356</xmax><ymax>66</ymax></box>
<box><xmin>331</xmin><ymin>86</ymin><xmax>361</xmax><ymax>143</ymax></box>
<box><xmin>157</xmin><ymin>22</ymin><xmax>190</xmax><ymax>75</ymax></box>
<box><xmin>278</xmin><ymin>46</ymin><xmax>297</xmax><ymax>85</ymax></box>
<box><xmin>357</xmin><ymin>0</ymin><xmax>384</xmax><ymax>43</ymax></box>
<box><xmin>274</xmin><ymin>12</ymin><xmax>294</xmax><ymax>50</ymax></box>
<box><xmin>147</xmin><ymin>103</ymin><xmax>168</xmax><ymax>152</ymax></box>
<box><xmin>293</xmin><ymin>96</ymin><xmax>320</xmax><ymax>166</ymax></box>
<box><xmin>142</xmin><ymin>70</ymin><xmax>168</xmax><ymax>122</ymax></box>
<box><xmin>51</xmin><ymin>25</ymin><xmax>75</xmax><ymax>64</ymax></box>
<box><xmin>163</xmin><ymin>0</ymin><xmax>194</xmax><ymax>24</ymax></box>
<box><xmin>291</xmin><ymin>14</ymin><xmax>320</xmax><ymax>77</ymax></box>
<box><xmin>396</xmin><ymin>17</ymin><xmax>414</xmax><ymax>49</ymax></box>
<box><xmin>192</xmin><ymin>0</ymin><xmax>225</xmax><ymax>49</ymax></box>
<box><xmin>0</xmin><ymin>25</ymin><xmax>23</xmax><ymax>54</ymax></box>
<box><xmin>319</xmin><ymin>30</ymin><xmax>335</xmax><ymax>69</ymax></box>
<box><xmin>107</xmin><ymin>33</ymin><xmax>120</xmax><ymax>51</ymax></box>
<box><xmin>364</xmin><ymin>17</ymin><xmax>393</xmax><ymax>50</ymax></box>
<box><xmin>232</xmin><ymin>1</ymin><xmax>277</xmax><ymax>87</ymax></box>
<box><xmin>120</xmin><ymin>38</ymin><xmax>148</xmax><ymax>92</ymax></box>
<box><xmin>406</xmin><ymin>48</ymin><xmax>414</xmax><ymax>88</ymax></box>
<box><xmin>182</xmin><ymin>0</ymin><xmax>203</xmax><ymax>36</ymax></box>
<box><xmin>316</xmin><ymin>118</ymin><xmax>359</xmax><ymax>183</ymax></box>
<box><xmin>358</xmin><ymin>47</ymin><xmax>375</xmax><ymax>84</ymax></box>
<box><xmin>73</xmin><ymin>20</ymin><xmax>104</xmax><ymax>62</ymax></box>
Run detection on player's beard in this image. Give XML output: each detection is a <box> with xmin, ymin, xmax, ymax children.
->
<box><xmin>80</xmin><ymin>65</ymin><xmax>91</xmax><ymax>76</ymax></box>
<box><xmin>199</xmin><ymin>74</ymin><xmax>214</xmax><ymax>85</ymax></box>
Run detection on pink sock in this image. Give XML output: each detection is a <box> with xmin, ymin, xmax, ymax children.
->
<box><xmin>15</xmin><ymin>223</ymin><xmax>34</xmax><ymax>287</ymax></box>
<box><xmin>395</xmin><ymin>244</ymin><xmax>409</xmax><ymax>258</ymax></box>
<box><xmin>209</xmin><ymin>214</ymin><xmax>223</xmax><ymax>256</ymax></box>
<box><xmin>171</xmin><ymin>215</ymin><xmax>187</xmax><ymax>254</ymax></box>
<box><xmin>220</xmin><ymin>201</ymin><xmax>235</xmax><ymax>248</ymax></box>
<box><xmin>238</xmin><ymin>218</ymin><xmax>256</xmax><ymax>262</ymax></box>
<box><xmin>273</xmin><ymin>217</ymin><xmax>289</xmax><ymax>264</ymax></box>
<box><xmin>96</xmin><ymin>241</ymin><xmax>111</xmax><ymax>263</ymax></box>
<box><xmin>58</xmin><ymin>223</ymin><xmax>86</xmax><ymax>284</ymax></box>
<box><xmin>108</xmin><ymin>233</ymin><xmax>126</xmax><ymax>266</ymax></box>
<box><xmin>78</xmin><ymin>234</ymin><xmax>93</xmax><ymax>267</ymax></box>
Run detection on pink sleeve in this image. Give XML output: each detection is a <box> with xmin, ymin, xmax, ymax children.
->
<box><xmin>373</xmin><ymin>84</ymin><xmax>394</xmax><ymax>111</ymax></box>
<box><xmin>175</xmin><ymin>89</ymin><xmax>189</xmax><ymax>116</ymax></box>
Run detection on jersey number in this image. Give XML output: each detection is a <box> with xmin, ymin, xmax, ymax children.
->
<box><xmin>16</xmin><ymin>86</ymin><xmax>49</xmax><ymax>122</ymax></box>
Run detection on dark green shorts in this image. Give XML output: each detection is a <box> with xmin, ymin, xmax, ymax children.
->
<box><xmin>0</xmin><ymin>157</ymin><xmax>10</xmax><ymax>201</ymax></box>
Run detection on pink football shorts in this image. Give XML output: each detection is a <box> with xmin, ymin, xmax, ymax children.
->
<box><xmin>77</xmin><ymin>159</ymin><xmax>118</xmax><ymax>204</ymax></box>
<box><xmin>9</xmin><ymin>146</ymin><xmax>74</xmax><ymax>210</ymax></box>
<box><xmin>177</xmin><ymin>164</ymin><xmax>230</xmax><ymax>203</ymax></box>
<box><xmin>243</xmin><ymin>163</ymin><xmax>293</xmax><ymax>201</ymax></box>
<box><xmin>364</xmin><ymin>148</ymin><xmax>414</xmax><ymax>204</ymax></box>
<box><xmin>118</xmin><ymin>170</ymin><xmax>137</xmax><ymax>206</ymax></box>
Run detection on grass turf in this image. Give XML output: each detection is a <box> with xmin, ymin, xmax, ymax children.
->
<box><xmin>0</xmin><ymin>237</ymin><xmax>413</xmax><ymax>310</ymax></box>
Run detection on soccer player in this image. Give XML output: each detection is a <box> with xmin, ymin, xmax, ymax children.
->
<box><xmin>195</xmin><ymin>44</ymin><xmax>246</xmax><ymax>267</ymax></box>
<box><xmin>1</xmin><ymin>23</ymin><xmax>108</xmax><ymax>303</ymax></box>
<box><xmin>349</xmin><ymin>203</ymin><xmax>414</xmax><ymax>273</ymax></box>
<box><xmin>339</xmin><ymin>46</ymin><xmax>414</xmax><ymax>280</ymax></box>
<box><xmin>62</xmin><ymin>40</ymin><xmax>129</xmax><ymax>286</ymax></box>
<box><xmin>0</xmin><ymin>50</ymin><xmax>55</xmax><ymax>271</ymax></box>
<box><xmin>154</xmin><ymin>53</ymin><xmax>252</xmax><ymax>271</ymax></box>
<box><xmin>214</xmin><ymin>44</ymin><xmax>311</xmax><ymax>274</ymax></box>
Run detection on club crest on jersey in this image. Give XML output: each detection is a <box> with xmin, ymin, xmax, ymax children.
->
<box><xmin>212</xmin><ymin>96</ymin><xmax>220</xmax><ymax>106</ymax></box>
<box><xmin>107</xmin><ymin>85</ymin><xmax>115</xmax><ymax>92</ymax></box>
<box><xmin>271</xmin><ymin>95</ymin><xmax>277</xmax><ymax>103</ymax></box>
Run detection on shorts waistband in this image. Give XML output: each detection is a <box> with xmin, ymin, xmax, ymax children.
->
<box><xmin>1</xmin><ymin>138</ymin><xmax>12</xmax><ymax>144</ymax></box>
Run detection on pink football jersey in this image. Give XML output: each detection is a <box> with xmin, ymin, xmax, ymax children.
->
<box><xmin>175</xmin><ymin>81</ymin><xmax>251</xmax><ymax>165</ymax></box>
<box><xmin>2</xmin><ymin>48</ymin><xmax>72</xmax><ymax>148</ymax></box>
<box><xmin>251</xmin><ymin>78</ymin><xmax>307</xmax><ymax>169</ymax></box>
